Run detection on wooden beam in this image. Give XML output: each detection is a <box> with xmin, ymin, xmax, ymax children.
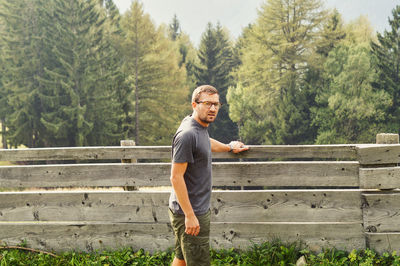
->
<box><xmin>0</xmin><ymin>146</ymin><xmax>172</xmax><ymax>162</ymax></box>
<box><xmin>357</xmin><ymin>144</ymin><xmax>400</xmax><ymax>165</ymax></box>
<box><xmin>212</xmin><ymin>161</ymin><xmax>359</xmax><ymax>187</ymax></box>
<box><xmin>0</xmin><ymin>221</ymin><xmax>364</xmax><ymax>253</ymax></box>
<box><xmin>0</xmin><ymin>190</ymin><xmax>362</xmax><ymax>223</ymax></box>
<box><xmin>363</xmin><ymin>191</ymin><xmax>400</xmax><ymax>232</ymax></box>
<box><xmin>0</xmin><ymin>161</ymin><xmax>359</xmax><ymax>188</ymax></box>
<box><xmin>0</xmin><ymin>145</ymin><xmax>358</xmax><ymax>162</ymax></box>
<box><xmin>366</xmin><ymin>233</ymin><xmax>400</xmax><ymax>253</ymax></box>
<box><xmin>212</xmin><ymin>222</ymin><xmax>364</xmax><ymax>253</ymax></box>
<box><xmin>359</xmin><ymin>167</ymin><xmax>400</xmax><ymax>189</ymax></box>
<box><xmin>0</xmin><ymin>222</ymin><xmax>174</xmax><ymax>253</ymax></box>
<box><xmin>211</xmin><ymin>190</ymin><xmax>362</xmax><ymax>223</ymax></box>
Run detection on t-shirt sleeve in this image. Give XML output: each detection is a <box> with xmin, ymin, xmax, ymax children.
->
<box><xmin>172</xmin><ymin>130</ymin><xmax>195</xmax><ymax>163</ymax></box>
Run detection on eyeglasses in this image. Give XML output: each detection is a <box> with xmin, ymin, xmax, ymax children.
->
<box><xmin>196</xmin><ymin>101</ymin><xmax>222</xmax><ymax>109</ymax></box>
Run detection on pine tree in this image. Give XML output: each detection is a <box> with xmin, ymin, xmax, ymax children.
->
<box><xmin>0</xmin><ymin>0</ymin><xmax>55</xmax><ymax>147</ymax></box>
<box><xmin>168</xmin><ymin>14</ymin><xmax>181</xmax><ymax>41</ymax></box>
<box><xmin>34</xmin><ymin>0</ymin><xmax>123</xmax><ymax>146</ymax></box>
<box><xmin>313</xmin><ymin>17</ymin><xmax>390</xmax><ymax>143</ymax></box>
<box><xmin>0</xmin><ymin>0</ymin><xmax>124</xmax><ymax>147</ymax></box>
<box><xmin>229</xmin><ymin>0</ymin><xmax>326</xmax><ymax>144</ymax></box>
<box><xmin>91</xmin><ymin>0</ymin><xmax>126</xmax><ymax>145</ymax></box>
<box><xmin>0</xmin><ymin>17</ymin><xmax>8</xmax><ymax>148</ymax></box>
<box><xmin>371</xmin><ymin>5</ymin><xmax>400</xmax><ymax>133</ymax></box>
<box><xmin>304</xmin><ymin>9</ymin><xmax>347</xmax><ymax>143</ymax></box>
<box><xmin>98</xmin><ymin>0</ymin><xmax>134</xmax><ymax>143</ymax></box>
<box><xmin>194</xmin><ymin>22</ymin><xmax>238</xmax><ymax>143</ymax></box>
<box><xmin>227</xmin><ymin>25</ymin><xmax>266</xmax><ymax>144</ymax></box>
<box><xmin>121</xmin><ymin>1</ymin><xmax>188</xmax><ymax>145</ymax></box>
<box><xmin>167</xmin><ymin>15</ymin><xmax>198</xmax><ymax>99</ymax></box>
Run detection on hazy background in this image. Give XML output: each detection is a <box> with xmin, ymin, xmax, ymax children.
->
<box><xmin>113</xmin><ymin>0</ymin><xmax>397</xmax><ymax>45</ymax></box>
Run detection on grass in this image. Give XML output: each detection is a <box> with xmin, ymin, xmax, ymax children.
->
<box><xmin>1</xmin><ymin>240</ymin><xmax>400</xmax><ymax>265</ymax></box>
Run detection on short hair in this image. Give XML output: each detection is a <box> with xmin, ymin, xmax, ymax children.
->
<box><xmin>191</xmin><ymin>85</ymin><xmax>219</xmax><ymax>103</ymax></box>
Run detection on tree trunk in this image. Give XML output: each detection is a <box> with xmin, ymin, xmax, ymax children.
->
<box><xmin>135</xmin><ymin>56</ymin><xmax>139</xmax><ymax>145</ymax></box>
<box><xmin>134</xmin><ymin>18</ymin><xmax>140</xmax><ymax>145</ymax></box>
<box><xmin>1</xmin><ymin>119</ymin><xmax>7</xmax><ymax>149</ymax></box>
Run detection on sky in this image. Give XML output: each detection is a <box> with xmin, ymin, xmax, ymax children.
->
<box><xmin>113</xmin><ymin>0</ymin><xmax>398</xmax><ymax>46</ymax></box>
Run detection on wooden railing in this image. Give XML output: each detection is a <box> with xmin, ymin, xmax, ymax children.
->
<box><xmin>0</xmin><ymin>143</ymin><xmax>399</xmax><ymax>253</ymax></box>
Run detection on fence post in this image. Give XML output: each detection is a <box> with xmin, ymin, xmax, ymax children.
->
<box><xmin>374</xmin><ymin>133</ymin><xmax>400</xmax><ymax>180</ymax></box>
<box><xmin>362</xmin><ymin>133</ymin><xmax>400</xmax><ymax>251</ymax></box>
<box><xmin>376</xmin><ymin>133</ymin><xmax>399</xmax><ymax>144</ymax></box>
<box><xmin>1</xmin><ymin>120</ymin><xmax>7</xmax><ymax>149</ymax></box>
<box><xmin>120</xmin><ymin>140</ymin><xmax>137</xmax><ymax>191</ymax></box>
<box><xmin>376</xmin><ymin>133</ymin><xmax>399</xmax><ymax>168</ymax></box>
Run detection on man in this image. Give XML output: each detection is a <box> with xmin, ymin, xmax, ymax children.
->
<box><xmin>169</xmin><ymin>85</ymin><xmax>248</xmax><ymax>266</ymax></box>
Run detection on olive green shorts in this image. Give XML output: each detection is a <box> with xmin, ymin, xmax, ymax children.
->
<box><xmin>168</xmin><ymin>208</ymin><xmax>211</xmax><ymax>266</ymax></box>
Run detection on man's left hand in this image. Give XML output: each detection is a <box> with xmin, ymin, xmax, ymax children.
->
<box><xmin>229</xmin><ymin>141</ymin><xmax>249</xmax><ymax>154</ymax></box>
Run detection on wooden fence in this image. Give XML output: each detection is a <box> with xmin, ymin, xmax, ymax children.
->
<box><xmin>0</xmin><ymin>143</ymin><xmax>400</xmax><ymax>253</ymax></box>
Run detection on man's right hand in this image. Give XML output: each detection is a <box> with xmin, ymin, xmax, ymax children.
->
<box><xmin>185</xmin><ymin>213</ymin><xmax>200</xmax><ymax>236</ymax></box>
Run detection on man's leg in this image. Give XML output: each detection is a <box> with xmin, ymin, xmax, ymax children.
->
<box><xmin>169</xmin><ymin>209</ymin><xmax>186</xmax><ymax>265</ymax></box>
<box><xmin>172</xmin><ymin>257</ymin><xmax>186</xmax><ymax>266</ymax></box>
<box><xmin>181</xmin><ymin>210</ymin><xmax>211</xmax><ymax>266</ymax></box>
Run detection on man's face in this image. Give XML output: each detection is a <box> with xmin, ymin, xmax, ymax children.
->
<box><xmin>193</xmin><ymin>93</ymin><xmax>220</xmax><ymax>125</ymax></box>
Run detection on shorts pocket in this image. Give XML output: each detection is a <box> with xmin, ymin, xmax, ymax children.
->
<box><xmin>182</xmin><ymin>235</ymin><xmax>210</xmax><ymax>266</ymax></box>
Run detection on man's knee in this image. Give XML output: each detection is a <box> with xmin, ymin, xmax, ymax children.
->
<box><xmin>172</xmin><ymin>256</ymin><xmax>186</xmax><ymax>266</ymax></box>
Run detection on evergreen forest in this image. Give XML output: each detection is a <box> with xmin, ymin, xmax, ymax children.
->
<box><xmin>0</xmin><ymin>0</ymin><xmax>400</xmax><ymax>148</ymax></box>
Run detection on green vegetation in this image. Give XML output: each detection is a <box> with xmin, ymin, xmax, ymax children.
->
<box><xmin>0</xmin><ymin>123</ymin><xmax>2</xmax><ymax>149</ymax></box>
<box><xmin>0</xmin><ymin>0</ymin><xmax>189</xmax><ymax>148</ymax></box>
<box><xmin>194</xmin><ymin>22</ymin><xmax>238</xmax><ymax>143</ymax></box>
<box><xmin>1</xmin><ymin>240</ymin><xmax>400</xmax><ymax>265</ymax></box>
<box><xmin>371</xmin><ymin>5</ymin><xmax>400</xmax><ymax>136</ymax></box>
<box><xmin>1</xmin><ymin>0</ymin><xmax>400</xmax><ymax>147</ymax></box>
<box><xmin>119</xmin><ymin>2</ymin><xmax>188</xmax><ymax>145</ymax></box>
<box><xmin>229</xmin><ymin>0</ymin><xmax>326</xmax><ymax>145</ymax></box>
<box><xmin>312</xmin><ymin>16</ymin><xmax>390</xmax><ymax>144</ymax></box>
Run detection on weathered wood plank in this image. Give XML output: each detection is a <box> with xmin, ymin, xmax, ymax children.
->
<box><xmin>0</xmin><ymin>146</ymin><xmax>172</xmax><ymax>162</ymax></box>
<box><xmin>363</xmin><ymin>191</ymin><xmax>400</xmax><ymax>232</ymax></box>
<box><xmin>0</xmin><ymin>222</ymin><xmax>174</xmax><ymax>253</ymax></box>
<box><xmin>0</xmin><ymin>190</ymin><xmax>362</xmax><ymax>223</ymax></box>
<box><xmin>211</xmin><ymin>190</ymin><xmax>362</xmax><ymax>223</ymax></box>
<box><xmin>212</xmin><ymin>162</ymin><xmax>359</xmax><ymax>187</ymax></box>
<box><xmin>0</xmin><ymin>222</ymin><xmax>364</xmax><ymax>253</ymax></box>
<box><xmin>357</xmin><ymin>144</ymin><xmax>400</xmax><ymax>165</ymax></box>
<box><xmin>0</xmin><ymin>191</ymin><xmax>169</xmax><ymax>223</ymax></box>
<box><xmin>0</xmin><ymin>145</ymin><xmax>358</xmax><ymax>162</ymax></box>
<box><xmin>0</xmin><ymin>163</ymin><xmax>171</xmax><ymax>188</ymax></box>
<box><xmin>359</xmin><ymin>167</ymin><xmax>400</xmax><ymax>189</ymax></box>
<box><xmin>212</xmin><ymin>222</ymin><xmax>365</xmax><ymax>253</ymax></box>
<box><xmin>366</xmin><ymin>233</ymin><xmax>400</xmax><ymax>253</ymax></box>
<box><xmin>0</xmin><ymin>162</ymin><xmax>359</xmax><ymax>188</ymax></box>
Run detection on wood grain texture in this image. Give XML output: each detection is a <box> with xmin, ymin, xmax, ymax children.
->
<box><xmin>366</xmin><ymin>233</ymin><xmax>400</xmax><ymax>253</ymax></box>
<box><xmin>0</xmin><ymin>222</ymin><xmax>174</xmax><ymax>253</ymax></box>
<box><xmin>212</xmin><ymin>161</ymin><xmax>359</xmax><ymax>187</ymax></box>
<box><xmin>0</xmin><ymin>162</ymin><xmax>359</xmax><ymax>188</ymax></box>
<box><xmin>0</xmin><ymin>190</ymin><xmax>362</xmax><ymax>223</ymax></box>
<box><xmin>357</xmin><ymin>144</ymin><xmax>400</xmax><ymax>165</ymax></box>
<box><xmin>0</xmin><ymin>145</ymin><xmax>357</xmax><ymax>162</ymax></box>
<box><xmin>211</xmin><ymin>222</ymin><xmax>364</xmax><ymax>252</ymax></box>
<box><xmin>376</xmin><ymin>134</ymin><xmax>399</xmax><ymax>144</ymax></box>
<box><xmin>0</xmin><ymin>146</ymin><xmax>172</xmax><ymax>162</ymax></box>
<box><xmin>0</xmin><ymin>222</ymin><xmax>364</xmax><ymax>253</ymax></box>
<box><xmin>211</xmin><ymin>190</ymin><xmax>362</xmax><ymax>223</ymax></box>
<box><xmin>363</xmin><ymin>191</ymin><xmax>400</xmax><ymax>233</ymax></box>
<box><xmin>359</xmin><ymin>167</ymin><xmax>400</xmax><ymax>189</ymax></box>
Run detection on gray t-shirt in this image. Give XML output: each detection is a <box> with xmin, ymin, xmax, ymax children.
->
<box><xmin>169</xmin><ymin>116</ymin><xmax>212</xmax><ymax>216</ymax></box>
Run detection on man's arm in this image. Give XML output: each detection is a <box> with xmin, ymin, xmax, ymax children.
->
<box><xmin>210</xmin><ymin>138</ymin><xmax>249</xmax><ymax>153</ymax></box>
<box><xmin>170</xmin><ymin>162</ymin><xmax>200</xmax><ymax>236</ymax></box>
